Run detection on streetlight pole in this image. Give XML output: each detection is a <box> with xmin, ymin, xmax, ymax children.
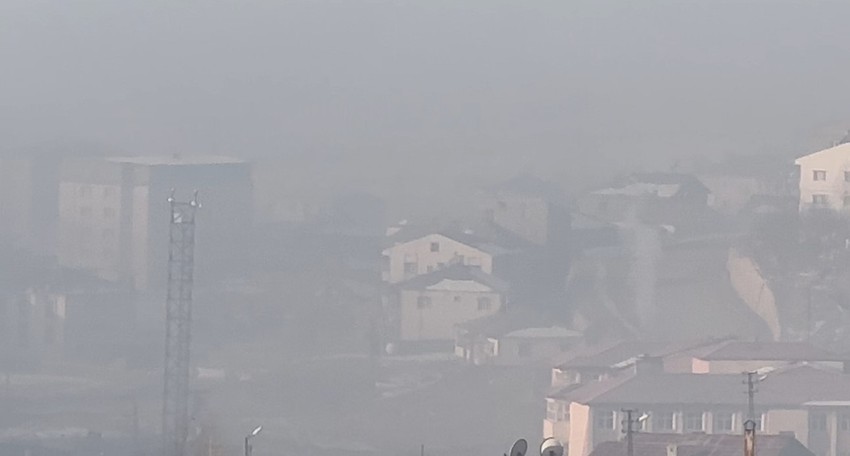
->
<box><xmin>244</xmin><ymin>426</ymin><xmax>262</xmax><ymax>456</ymax></box>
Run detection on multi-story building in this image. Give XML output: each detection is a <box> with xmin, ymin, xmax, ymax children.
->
<box><xmin>388</xmin><ymin>265</ymin><xmax>508</xmax><ymax>344</ymax></box>
<box><xmin>558</xmin><ymin>361</ymin><xmax>850</xmax><ymax>456</ymax></box>
<box><xmin>795</xmin><ymin>143</ymin><xmax>850</xmax><ymax>212</ymax></box>
<box><xmin>545</xmin><ymin>340</ymin><xmax>845</xmax><ymax>451</ymax></box>
<box><xmin>58</xmin><ymin>155</ymin><xmax>252</xmax><ymax>290</ymax></box>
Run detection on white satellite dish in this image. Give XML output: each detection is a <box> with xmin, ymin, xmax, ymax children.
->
<box><xmin>540</xmin><ymin>438</ymin><xmax>564</xmax><ymax>456</ymax></box>
<box><xmin>510</xmin><ymin>439</ymin><xmax>528</xmax><ymax>456</ymax></box>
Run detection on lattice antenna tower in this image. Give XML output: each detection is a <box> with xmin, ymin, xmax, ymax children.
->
<box><xmin>162</xmin><ymin>190</ymin><xmax>200</xmax><ymax>456</ymax></box>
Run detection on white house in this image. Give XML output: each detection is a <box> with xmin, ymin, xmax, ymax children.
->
<box><xmin>795</xmin><ymin>142</ymin><xmax>850</xmax><ymax>212</ymax></box>
<box><xmin>381</xmin><ymin>231</ymin><xmax>511</xmax><ymax>284</ymax></box>
<box><xmin>390</xmin><ymin>265</ymin><xmax>508</xmax><ymax>343</ymax></box>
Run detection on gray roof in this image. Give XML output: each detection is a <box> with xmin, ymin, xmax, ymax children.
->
<box><xmin>690</xmin><ymin>340</ymin><xmax>846</xmax><ymax>362</ymax></box>
<box><xmin>395</xmin><ymin>264</ymin><xmax>510</xmax><ymax>293</ymax></box>
<box><xmin>557</xmin><ymin>364</ymin><xmax>850</xmax><ymax>407</ymax></box>
<box><xmin>555</xmin><ymin>339</ymin><xmax>725</xmax><ymax>370</ymax></box>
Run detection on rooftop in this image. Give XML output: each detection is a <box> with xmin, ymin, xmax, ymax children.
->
<box><xmin>591</xmin><ymin>173</ymin><xmax>709</xmax><ymax>199</ymax></box>
<box><xmin>690</xmin><ymin>340</ymin><xmax>846</xmax><ymax>362</ymax></box>
<box><xmin>502</xmin><ymin>326</ymin><xmax>582</xmax><ymax>339</ymax></box>
<box><xmin>555</xmin><ymin>363</ymin><xmax>850</xmax><ymax>407</ymax></box>
<box><xmin>590</xmin><ymin>433</ymin><xmax>813</xmax><ymax>456</ymax></box>
<box><xmin>555</xmin><ymin>339</ymin><xmax>726</xmax><ymax>370</ymax></box>
<box><xmin>795</xmin><ymin>142</ymin><xmax>850</xmax><ymax>164</ymax></box>
<box><xmin>396</xmin><ymin>264</ymin><xmax>510</xmax><ymax>293</ymax></box>
<box><xmin>106</xmin><ymin>155</ymin><xmax>244</xmax><ymax>166</ymax></box>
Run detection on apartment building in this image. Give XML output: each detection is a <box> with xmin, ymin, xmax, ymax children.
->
<box><xmin>58</xmin><ymin>155</ymin><xmax>252</xmax><ymax>290</ymax></box>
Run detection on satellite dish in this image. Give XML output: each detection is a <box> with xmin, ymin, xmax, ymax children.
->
<box><xmin>540</xmin><ymin>438</ymin><xmax>564</xmax><ymax>456</ymax></box>
<box><xmin>510</xmin><ymin>439</ymin><xmax>528</xmax><ymax>456</ymax></box>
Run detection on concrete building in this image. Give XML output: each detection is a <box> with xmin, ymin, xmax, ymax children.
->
<box><xmin>58</xmin><ymin>155</ymin><xmax>252</xmax><ymax>290</ymax></box>
<box><xmin>456</xmin><ymin>312</ymin><xmax>581</xmax><ymax>366</ymax></box>
<box><xmin>590</xmin><ymin>432</ymin><xmax>815</xmax><ymax>456</ymax></box>
<box><xmin>483</xmin><ymin>175</ymin><xmax>570</xmax><ymax>247</ymax></box>
<box><xmin>795</xmin><ymin>143</ymin><xmax>850</xmax><ymax>212</ymax></box>
<box><xmin>550</xmin><ymin>361</ymin><xmax>850</xmax><ymax>456</ymax></box>
<box><xmin>388</xmin><ymin>265</ymin><xmax>508</xmax><ymax>344</ymax></box>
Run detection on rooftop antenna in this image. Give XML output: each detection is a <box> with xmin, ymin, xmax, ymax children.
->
<box><xmin>162</xmin><ymin>189</ymin><xmax>200</xmax><ymax>456</ymax></box>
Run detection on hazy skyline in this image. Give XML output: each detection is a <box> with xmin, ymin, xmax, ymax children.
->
<box><xmin>3</xmin><ymin>1</ymin><xmax>850</xmax><ymax>183</ymax></box>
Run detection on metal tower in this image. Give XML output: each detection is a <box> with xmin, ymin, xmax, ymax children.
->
<box><xmin>163</xmin><ymin>191</ymin><xmax>200</xmax><ymax>456</ymax></box>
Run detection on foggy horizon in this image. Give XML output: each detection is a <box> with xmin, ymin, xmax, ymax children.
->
<box><xmin>4</xmin><ymin>1</ymin><xmax>850</xmax><ymax>180</ymax></box>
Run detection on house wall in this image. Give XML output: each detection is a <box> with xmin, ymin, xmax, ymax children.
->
<box><xmin>398</xmin><ymin>288</ymin><xmax>502</xmax><ymax>341</ymax></box>
<box><xmin>568</xmin><ymin>403</ymin><xmax>592</xmax><ymax>456</ymax></box>
<box><xmin>383</xmin><ymin>234</ymin><xmax>493</xmax><ymax>283</ymax></box>
<box><xmin>767</xmin><ymin>409</ymin><xmax>809</xmax><ymax>446</ymax></box>
<box><xmin>494</xmin><ymin>337</ymin><xmax>576</xmax><ymax>366</ymax></box>
<box><xmin>488</xmin><ymin>194</ymin><xmax>550</xmax><ymax>246</ymax></box>
<box><xmin>796</xmin><ymin>149</ymin><xmax>850</xmax><ymax>212</ymax></box>
<box><xmin>544</xmin><ymin>398</ymin><xmax>571</xmax><ymax>443</ymax></box>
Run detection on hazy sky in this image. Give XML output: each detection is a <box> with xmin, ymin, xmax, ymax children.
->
<box><xmin>3</xmin><ymin>0</ymin><xmax>850</xmax><ymax>180</ymax></box>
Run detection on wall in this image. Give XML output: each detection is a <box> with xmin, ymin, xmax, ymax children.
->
<box><xmin>489</xmin><ymin>194</ymin><xmax>550</xmax><ymax>246</ymax></box>
<box><xmin>767</xmin><ymin>409</ymin><xmax>809</xmax><ymax>447</ymax></box>
<box><xmin>544</xmin><ymin>398</ymin><xmax>571</xmax><ymax>442</ymax></box>
<box><xmin>727</xmin><ymin>248</ymin><xmax>781</xmax><ymax>341</ymax></box>
<box><xmin>567</xmin><ymin>403</ymin><xmax>591</xmax><ymax>456</ymax></box>
<box><xmin>383</xmin><ymin>234</ymin><xmax>493</xmax><ymax>283</ymax></box>
<box><xmin>495</xmin><ymin>337</ymin><xmax>577</xmax><ymax>366</ymax></box>
<box><xmin>398</xmin><ymin>288</ymin><xmax>502</xmax><ymax>341</ymax></box>
<box><xmin>797</xmin><ymin>148</ymin><xmax>850</xmax><ymax>212</ymax></box>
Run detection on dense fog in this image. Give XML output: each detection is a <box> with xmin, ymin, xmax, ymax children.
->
<box><xmin>4</xmin><ymin>2</ymin><xmax>850</xmax><ymax>456</ymax></box>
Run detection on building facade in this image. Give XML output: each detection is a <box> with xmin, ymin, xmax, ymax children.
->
<box><xmin>58</xmin><ymin>156</ymin><xmax>252</xmax><ymax>290</ymax></box>
<box><xmin>795</xmin><ymin>143</ymin><xmax>850</xmax><ymax>212</ymax></box>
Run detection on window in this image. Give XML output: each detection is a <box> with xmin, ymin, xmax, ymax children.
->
<box><xmin>683</xmin><ymin>412</ymin><xmax>704</xmax><ymax>432</ymax></box>
<box><xmin>655</xmin><ymin>411</ymin><xmax>676</xmax><ymax>431</ymax></box>
<box><xmin>810</xmin><ymin>412</ymin><xmax>827</xmax><ymax>432</ymax></box>
<box><xmin>845</xmin><ymin>171</ymin><xmax>850</xmax><ymax>183</ymax></box>
<box><xmin>103</xmin><ymin>207</ymin><xmax>116</xmax><ymax>218</ymax></box>
<box><xmin>79</xmin><ymin>206</ymin><xmax>92</xmax><ymax>217</ymax></box>
<box><xmin>841</xmin><ymin>414</ymin><xmax>850</xmax><ymax>431</ymax></box>
<box><xmin>477</xmin><ymin>297</ymin><xmax>492</xmax><ymax>311</ymax></box>
<box><xmin>453</xmin><ymin>295</ymin><xmax>462</xmax><ymax>303</ymax></box>
<box><xmin>813</xmin><ymin>194</ymin><xmax>829</xmax><ymax>206</ymax></box>
<box><xmin>404</xmin><ymin>262</ymin><xmax>417</xmax><ymax>274</ymax></box>
<box><xmin>594</xmin><ymin>410</ymin><xmax>615</xmax><ymax>430</ymax></box>
<box><xmin>497</xmin><ymin>200</ymin><xmax>507</xmax><ymax>210</ymax></box>
<box><xmin>417</xmin><ymin>296</ymin><xmax>432</xmax><ymax>309</ymax></box>
<box><xmin>430</xmin><ymin>242</ymin><xmax>440</xmax><ymax>252</ymax></box>
<box><xmin>714</xmin><ymin>412</ymin><xmax>735</xmax><ymax>433</ymax></box>
<box><xmin>547</xmin><ymin>401</ymin><xmax>569</xmax><ymax>422</ymax></box>
<box><xmin>813</xmin><ymin>170</ymin><xmax>827</xmax><ymax>181</ymax></box>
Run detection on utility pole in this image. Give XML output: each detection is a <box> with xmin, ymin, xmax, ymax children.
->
<box><xmin>622</xmin><ymin>409</ymin><xmax>639</xmax><ymax>456</ymax></box>
<box><xmin>162</xmin><ymin>191</ymin><xmax>200</xmax><ymax>456</ymax></box>
<box><xmin>744</xmin><ymin>371</ymin><xmax>759</xmax><ymax>423</ymax></box>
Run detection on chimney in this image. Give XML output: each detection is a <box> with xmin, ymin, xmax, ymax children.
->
<box><xmin>633</xmin><ymin>355</ymin><xmax>664</xmax><ymax>375</ymax></box>
<box><xmin>666</xmin><ymin>444</ymin><xmax>677</xmax><ymax>456</ymax></box>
